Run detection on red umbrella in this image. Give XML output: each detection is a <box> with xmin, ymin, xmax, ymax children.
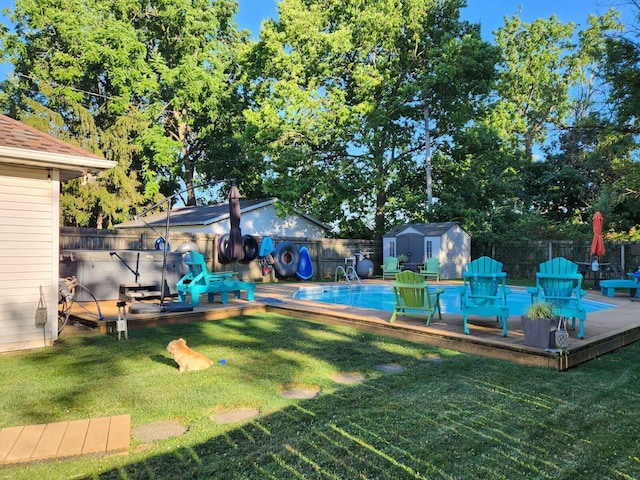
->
<box><xmin>590</xmin><ymin>211</ymin><xmax>605</xmax><ymax>257</ymax></box>
<box><xmin>228</xmin><ymin>184</ymin><xmax>244</xmax><ymax>261</ymax></box>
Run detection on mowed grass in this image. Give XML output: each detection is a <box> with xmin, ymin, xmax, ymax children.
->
<box><xmin>1</xmin><ymin>312</ymin><xmax>640</xmax><ymax>479</ymax></box>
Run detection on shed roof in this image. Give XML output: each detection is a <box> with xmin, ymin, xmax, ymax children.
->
<box><xmin>115</xmin><ymin>197</ymin><xmax>329</xmax><ymax>230</ymax></box>
<box><xmin>0</xmin><ymin>114</ymin><xmax>115</xmax><ymax>181</ymax></box>
<box><xmin>383</xmin><ymin>222</ymin><xmax>466</xmax><ymax>238</ymax></box>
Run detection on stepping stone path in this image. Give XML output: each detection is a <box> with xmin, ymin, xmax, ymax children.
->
<box><xmin>212</xmin><ymin>408</ymin><xmax>260</xmax><ymax>425</ymax></box>
<box><xmin>279</xmin><ymin>384</ymin><xmax>321</xmax><ymax>399</ymax></box>
<box><xmin>374</xmin><ymin>363</ymin><xmax>406</xmax><ymax>374</ymax></box>
<box><xmin>131</xmin><ymin>421</ymin><xmax>188</xmax><ymax>443</ymax></box>
<box><xmin>329</xmin><ymin>372</ymin><xmax>365</xmax><ymax>384</ymax></box>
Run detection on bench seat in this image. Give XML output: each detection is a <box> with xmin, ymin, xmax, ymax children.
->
<box><xmin>600</xmin><ymin>279</ymin><xmax>640</xmax><ymax>298</ymax></box>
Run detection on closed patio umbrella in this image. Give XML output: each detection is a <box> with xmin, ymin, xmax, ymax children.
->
<box><xmin>590</xmin><ymin>211</ymin><xmax>605</xmax><ymax>258</ymax></box>
<box><xmin>228</xmin><ymin>184</ymin><xmax>244</xmax><ymax>261</ymax></box>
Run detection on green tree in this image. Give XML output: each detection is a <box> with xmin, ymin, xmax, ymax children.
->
<box><xmin>493</xmin><ymin>14</ymin><xmax>579</xmax><ymax>160</ymax></box>
<box><xmin>245</xmin><ymin>0</ymin><xmax>498</xmax><ymax>238</ymax></box>
<box><xmin>429</xmin><ymin>123</ymin><xmax>525</xmax><ymax>242</ymax></box>
<box><xmin>603</xmin><ymin>4</ymin><xmax>640</xmax><ymax>229</ymax></box>
<box><xmin>0</xmin><ymin>0</ymin><xmax>251</xmax><ymax>227</ymax></box>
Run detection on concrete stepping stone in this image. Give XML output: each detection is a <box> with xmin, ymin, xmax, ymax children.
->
<box><xmin>131</xmin><ymin>421</ymin><xmax>188</xmax><ymax>443</ymax></box>
<box><xmin>211</xmin><ymin>408</ymin><xmax>260</xmax><ymax>425</ymax></box>
<box><xmin>330</xmin><ymin>372</ymin><xmax>365</xmax><ymax>384</ymax></box>
<box><xmin>279</xmin><ymin>384</ymin><xmax>321</xmax><ymax>399</ymax></box>
<box><xmin>374</xmin><ymin>363</ymin><xmax>406</xmax><ymax>374</ymax></box>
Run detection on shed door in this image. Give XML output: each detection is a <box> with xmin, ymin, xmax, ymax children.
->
<box><xmin>396</xmin><ymin>234</ymin><xmax>424</xmax><ymax>264</ymax></box>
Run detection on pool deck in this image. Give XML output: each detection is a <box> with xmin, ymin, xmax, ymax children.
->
<box><xmin>66</xmin><ymin>280</ymin><xmax>640</xmax><ymax>371</ymax></box>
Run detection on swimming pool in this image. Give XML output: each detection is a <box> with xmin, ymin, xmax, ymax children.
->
<box><xmin>291</xmin><ymin>284</ymin><xmax>616</xmax><ymax>316</ymax></box>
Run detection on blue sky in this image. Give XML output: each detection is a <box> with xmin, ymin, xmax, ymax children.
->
<box><xmin>235</xmin><ymin>0</ymin><xmax>635</xmax><ymax>39</ymax></box>
<box><xmin>0</xmin><ymin>0</ymin><xmax>636</xmax><ymax>79</ymax></box>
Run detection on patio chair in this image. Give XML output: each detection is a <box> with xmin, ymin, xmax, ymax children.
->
<box><xmin>390</xmin><ymin>270</ymin><xmax>444</xmax><ymax>325</ymax></box>
<box><xmin>419</xmin><ymin>257</ymin><xmax>440</xmax><ymax>282</ymax></box>
<box><xmin>176</xmin><ymin>251</ymin><xmax>255</xmax><ymax>306</ymax></box>
<box><xmin>458</xmin><ymin>256</ymin><xmax>510</xmax><ymax>337</ymax></box>
<box><xmin>526</xmin><ymin>257</ymin><xmax>587</xmax><ymax>339</ymax></box>
<box><xmin>381</xmin><ymin>256</ymin><xmax>402</xmax><ymax>280</ymax></box>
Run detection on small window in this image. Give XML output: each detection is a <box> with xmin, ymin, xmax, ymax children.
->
<box><xmin>389</xmin><ymin>241</ymin><xmax>395</xmax><ymax>257</ymax></box>
<box><xmin>425</xmin><ymin>240</ymin><xmax>433</xmax><ymax>258</ymax></box>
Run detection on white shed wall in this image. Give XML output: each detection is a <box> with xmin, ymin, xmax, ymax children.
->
<box><xmin>166</xmin><ymin>205</ymin><xmax>327</xmax><ymax>238</ymax></box>
<box><xmin>440</xmin><ymin>225</ymin><xmax>471</xmax><ymax>279</ymax></box>
<box><xmin>0</xmin><ymin>166</ymin><xmax>58</xmax><ymax>351</ymax></box>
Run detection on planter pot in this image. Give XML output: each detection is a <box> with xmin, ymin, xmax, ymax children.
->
<box><xmin>521</xmin><ymin>316</ymin><xmax>557</xmax><ymax>349</ymax></box>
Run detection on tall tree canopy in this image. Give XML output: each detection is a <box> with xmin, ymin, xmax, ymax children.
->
<box><xmin>245</xmin><ymin>0</ymin><xmax>499</xmax><ymax>238</ymax></box>
<box><xmin>492</xmin><ymin>14</ymin><xmax>580</xmax><ymax>161</ymax></box>
<box><xmin>0</xmin><ymin>0</ymin><xmax>252</xmax><ymax>227</ymax></box>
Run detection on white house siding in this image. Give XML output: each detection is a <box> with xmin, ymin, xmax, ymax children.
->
<box><xmin>163</xmin><ymin>205</ymin><xmax>327</xmax><ymax>238</ymax></box>
<box><xmin>0</xmin><ymin>166</ymin><xmax>58</xmax><ymax>351</ymax></box>
<box><xmin>240</xmin><ymin>207</ymin><xmax>326</xmax><ymax>238</ymax></box>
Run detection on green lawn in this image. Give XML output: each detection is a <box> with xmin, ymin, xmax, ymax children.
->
<box><xmin>1</xmin><ymin>313</ymin><xmax>639</xmax><ymax>479</ymax></box>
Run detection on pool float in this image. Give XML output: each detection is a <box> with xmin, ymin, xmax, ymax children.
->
<box><xmin>218</xmin><ymin>233</ymin><xmax>231</xmax><ymax>264</ymax></box>
<box><xmin>296</xmin><ymin>245</ymin><xmax>313</xmax><ymax>280</ymax></box>
<box><xmin>241</xmin><ymin>235</ymin><xmax>259</xmax><ymax>263</ymax></box>
<box><xmin>272</xmin><ymin>241</ymin><xmax>300</xmax><ymax>278</ymax></box>
<box><xmin>259</xmin><ymin>236</ymin><xmax>274</xmax><ymax>257</ymax></box>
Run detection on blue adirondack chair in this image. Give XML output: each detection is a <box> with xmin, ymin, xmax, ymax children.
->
<box><xmin>390</xmin><ymin>271</ymin><xmax>444</xmax><ymax>325</ymax></box>
<box><xmin>176</xmin><ymin>251</ymin><xmax>255</xmax><ymax>306</ymax></box>
<box><xmin>526</xmin><ymin>257</ymin><xmax>587</xmax><ymax>339</ymax></box>
<box><xmin>458</xmin><ymin>256</ymin><xmax>510</xmax><ymax>337</ymax></box>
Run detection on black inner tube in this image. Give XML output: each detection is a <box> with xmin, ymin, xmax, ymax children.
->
<box><xmin>242</xmin><ymin>235</ymin><xmax>259</xmax><ymax>263</ymax></box>
<box><xmin>273</xmin><ymin>241</ymin><xmax>300</xmax><ymax>278</ymax></box>
<box><xmin>218</xmin><ymin>233</ymin><xmax>231</xmax><ymax>264</ymax></box>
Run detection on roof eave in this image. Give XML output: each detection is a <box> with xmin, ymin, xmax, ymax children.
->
<box><xmin>0</xmin><ymin>145</ymin><xmax>116</xmax><ymax>181</ymax></box>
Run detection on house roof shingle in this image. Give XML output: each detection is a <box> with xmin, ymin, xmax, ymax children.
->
<box><xmin>0</xmin><ymin>114</ymin><xmax>116</xmax><ymax>180</ymax></box>
<box><xmin>383</xmin><ymin>222</ymin><xmax>464</xmax><ymax>238</ymax></box>
<box><xmin>0</xmin><ymin>114</ymin><xmax>104</xmax><ymax>158</ymax></box>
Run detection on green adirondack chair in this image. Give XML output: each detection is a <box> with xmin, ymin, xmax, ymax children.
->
<box><xmin>390</xmin><ymin>271</ymin><xmax>444</xmax><ymax>325</ymax></box>
<box><xmin>381</xmin><ymin>256</ymin><xmax>402</xmax><ymax>280</ymax></box>
<box><xmin>419</xmin><ymin>257</ymin><xmax>440</xmax><ymax>282</ymax></box>
<box><xmin>526</xmin><ymin>257</ymin><xmax>587</xmax><ymax>339</ymax></box>
<box><xmin>458</xmin><ymin>256</ymin><xmax>510</xmax><ymax>337</ymax></box>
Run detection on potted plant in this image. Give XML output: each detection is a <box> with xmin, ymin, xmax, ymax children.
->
<box><xmin>521</xmin><ymin>301</ymin><xmax>558</xmax><ymax>349</ymax></box>
<box><xmin>397</xmin><ymin>254</ymin><xmax>408</xmax><ymax>266</ymax></box>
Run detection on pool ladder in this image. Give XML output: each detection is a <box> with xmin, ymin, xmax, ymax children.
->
<box><xmin>335</xmin><ymin>265</ymin><xmax>361</xmax><ymax>285</ymax></box>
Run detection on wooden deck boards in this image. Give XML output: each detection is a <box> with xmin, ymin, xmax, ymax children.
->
<box><xmin>0</xmin><ymin>415</ymin><xmax>130</xmax><ymax>465</ymax></box>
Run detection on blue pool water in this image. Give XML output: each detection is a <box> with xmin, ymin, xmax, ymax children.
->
<box><xmin>291</xmin><ymin>284</ymin><xmax>616</xmax><ymax>316</ymax></box>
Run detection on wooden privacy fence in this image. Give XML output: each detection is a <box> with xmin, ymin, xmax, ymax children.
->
<box><xmin>61</xmin><ymin>227</ymin><xmax>640</xmax><ymax>281</ymax></box>
<box><xmin>60</xmin><ymin>227</ymin><xmax>381</xmax><ymax>282</ymax></box>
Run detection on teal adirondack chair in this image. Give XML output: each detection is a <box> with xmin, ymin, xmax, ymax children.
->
<box><xmin>419</xmin><ymin>257</ymin><xmax>440</xmax><ymax>282</ymax></box>
<box><xmin>526</xmin><ymin>257</ymin><xmax>587</xmax><ymax>339</ymax></box>
<box><xmin>381</xmin><ymin>256</ymin><xmax>402</xmax><ymax>280</ymax></box>
<box><xmin>390</xmin><ymin>271</ymin><xmax>444</xmax><ymax>325</ymax></box>
<box><xmin>176</xmin><ymin>251</ymin><xmax>254</xmax><ymax>306</ymax></box>
<box><xmin>458</xmin><ymin>256</ymin><xmax>510</xmax><ymax>337</ymax></box>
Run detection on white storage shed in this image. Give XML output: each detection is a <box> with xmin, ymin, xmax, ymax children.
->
<box><xmin>382</xmin><ymin>222</ymin><xmax>470</xmax><ymax>280</ymax></box>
